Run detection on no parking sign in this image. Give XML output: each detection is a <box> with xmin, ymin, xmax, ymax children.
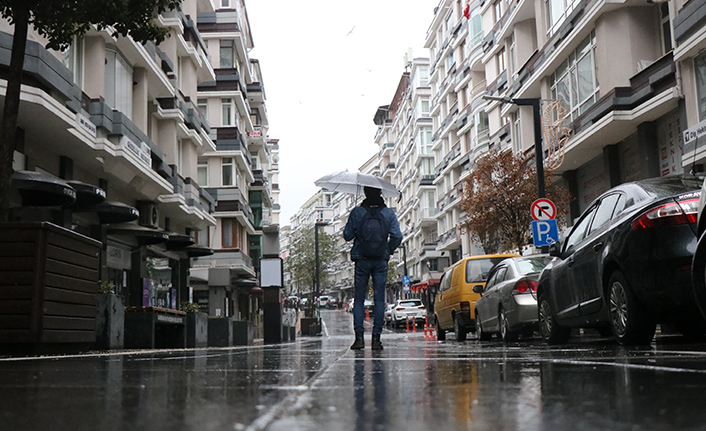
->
<box><xmin>530</xmin><ymin>199</ymin><xmax>558</xmax><ymax>247</ymax></box>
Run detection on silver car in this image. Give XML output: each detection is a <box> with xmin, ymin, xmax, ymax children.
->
<box><xmin>474</xmin><ymin>255</ymin><xmax>552</xmax><ymax>342</ymax></box>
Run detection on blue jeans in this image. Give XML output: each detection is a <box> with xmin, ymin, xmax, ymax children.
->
<box><xmin>353</xmin><ymin>258</ymin><xmax>388</xmax><ymax>334</ymax></box>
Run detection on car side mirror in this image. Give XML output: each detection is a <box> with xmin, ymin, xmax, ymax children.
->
<box><xmin>472</xmin><ymin>285</ymin><xmax>484</xmax><ymax>294</ymax></box>
<box><xmin>549</xmin><ymin>240</ymin><xmax>562</xmax><ymax>257</ymax></box>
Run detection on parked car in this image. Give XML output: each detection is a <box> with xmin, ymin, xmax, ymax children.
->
<box><xmin>474</xmin><ymin>255</ymin><xmax>552</xmax><ymax>342</ymax></box>
<box><xmin>538</xmin><ymin>175</ymin><xmax>704</xmax><ymax>346</ymax></box>
<box><xmin>391</xmin><ymin>299</ymin><xmax>426</xmax><ymax>327</ymax></box>
<box><xmin>384</xmin><ymin>303</ymin><xmax>394</xmax><ymax>325</ymax></box>
<box><xmin>327</xmin><ymin>297</ymin><xmax>339</xmax><ymax>309</ymax></box>
<box><xmin>435</xmin><ymin>253</ymin><xmax>519</xmax><ymax>341</ymax></box>
<box><xmin>317</xmin><ymin>296</ymin><xmax>330</xmax><ymax>309</ymax></box>
<box><xmin>364</xmin><ymin>299</ymin><xmax>374</xmax><ymax>313</ymax></box>
<box><xmin>691</xmin><ymin>173</ymin><xmax>706</xmax><ymax>322</ymax></box>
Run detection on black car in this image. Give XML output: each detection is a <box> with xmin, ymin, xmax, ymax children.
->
<box><xmin>537</xmin><ymin>175</ymin><xmax>704</xmax><ymax>345</ymax></box>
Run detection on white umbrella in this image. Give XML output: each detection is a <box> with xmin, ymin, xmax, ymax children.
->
<box><xmin>314</xmin><ymin>171</ymin><xmax>399</xmax><ymax>198</ymax></box>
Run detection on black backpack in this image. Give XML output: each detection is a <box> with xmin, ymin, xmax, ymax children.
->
<box><xmin>358</xmin><ymin>208</ymin><xmax>389</xmax><ymax>259</ymax></box>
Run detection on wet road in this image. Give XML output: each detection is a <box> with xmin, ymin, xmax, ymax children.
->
<box><xmin>3</xmin><ymin>310</ymin><xmax>706</xmax><ymax>430</ymax></box>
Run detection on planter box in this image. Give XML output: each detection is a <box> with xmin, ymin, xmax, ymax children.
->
<box><xmin>208</xmin><ymin>317</ymin><xmax>232</xmax><ymax>347</ymax></box>
<box><xmin>233</xmin><ymin>320</ymin><xmax>254</xmax><ymax>345</ymax></box>
<box><xmin>300</xmin><ymin>317</ymin><xmax>320</xmax><ymax>336</ymax></box>
<box><xmin>124</xmin><ymin>307</ymin><xmax>186</xmax><ymax>349</ymax></box>
<box><xmin>0</xmin><ymin>222</ymin><xmax>101</xmax><ymax>344</ymax></box>
<box><xmin>95</xmin><ymin>293</ymin><xmax>124</xmax><ymax>349</ymax></box>
<box><xmin>186</xmin><ymin>311</ymin><xmax>208</xmax><ymax>348</ymax></box>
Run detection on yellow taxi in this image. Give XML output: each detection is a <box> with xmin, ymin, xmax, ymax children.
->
<box><xmin>435</xmin><ymin>253</ymin><xmax>519</xmax><ymax>341</ymax></box>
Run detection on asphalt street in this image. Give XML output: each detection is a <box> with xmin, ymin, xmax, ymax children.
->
<box><xmin>2</xmin><ymin>309</ymin><xmax>706</xmax><ymax>430</ymax></box>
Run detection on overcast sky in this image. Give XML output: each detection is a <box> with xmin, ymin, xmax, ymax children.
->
<box><xmin>246</xmin><ymin>1</ymin><xmax>439</xmax><ymax>225</ymax></box>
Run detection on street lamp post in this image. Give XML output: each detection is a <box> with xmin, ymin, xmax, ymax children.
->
<box><xmin>482</xmin><ymin>95</ymin><xmax>545</xmax><ymax>199</ymax></box>
<box><xmin>314</xmin><ymin>221</ymin><xmax>328</xmax><ymax>314</ymax></box>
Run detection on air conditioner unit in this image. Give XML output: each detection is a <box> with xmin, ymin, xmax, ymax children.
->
<box><xmin>137</xmin><ymin>201</ymin><xmax>159</xmax><ymax>228</ymax></box>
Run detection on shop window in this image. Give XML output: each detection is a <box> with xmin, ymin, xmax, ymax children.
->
<box><xmin>145</xmin><ymin>257</ymin><xmax>175</xmax><ymax>309</ymax></box>
<box><xmin>222</xmin><ymin>218</ymin><xmax>240</xmax><ymax>248</ymax></box>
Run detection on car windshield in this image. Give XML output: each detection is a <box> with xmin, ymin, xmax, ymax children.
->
<box><xmin>515</xmin><ymin>256</ymin><xmax>552</xmax><ymax>275</ymax></box>
<box><xmin>466</xmin><ymin>257</ymin><xmax>506</xmax><ymax>283</ymax></box>
<box><xmin>398</xmin><ymin>300</ymin><xmax>422</xmax><ymax>307</ymax></box>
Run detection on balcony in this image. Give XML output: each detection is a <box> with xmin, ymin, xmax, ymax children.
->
<box><xmin>192</xmin><ymin>249</ymin><xmax>256</xmax><ymax>279</ymax></box>
<box><xmin>437</xmin><ymin>227</ymin><xmax>461</xmax><ymax>251</ymax></box>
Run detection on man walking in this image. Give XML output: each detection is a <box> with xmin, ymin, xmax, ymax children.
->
<box><xmin>343</xmin><ymin>186</ymin><xmax>402</xmax><ymax>350</ymax></box>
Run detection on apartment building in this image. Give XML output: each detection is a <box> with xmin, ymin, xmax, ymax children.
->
<box><xmin>5</xmin><ymin>0</ymin><xmax>219</xmax><ymax>317</ymax></box>
<box><xmin>190</xmin><ymin>0</ymin><xmax>279</xmax><ymax>320</ymax></box>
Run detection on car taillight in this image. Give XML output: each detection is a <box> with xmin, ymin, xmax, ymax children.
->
<box><xmin>631</xmin><ymin>198</ymin><xmax>699</xmax><ymax>230</ymax></box>
<box><xmin>418</xmin><ymin>305</ymin><xmax>425</xmax><ymax>310</ymax></box>
<box><xmin>460</xmin><ymin>302</ymin><xmax>470</xmax><ymax>311</ymax></box>
<box><xmin>513</xmin><ymin>280</ymin><xmax>537</xmax><ymax>295</ymax></box>
<box><xmin>396</xmin><ymin>307</ymin><xmax>404</xmax><ymax>311</ymax></box>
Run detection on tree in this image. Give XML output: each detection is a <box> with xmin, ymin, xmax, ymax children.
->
<box><xmin>0</xmin><ymin>0</ymin><xmax>181</xmax><ymax>221</ymax></box>
<box><xmin>285</xmin><ymin>227</ymin><xmax>338</xmax><ymax>295</ymax></box>
<box><xmin>459</xmin><ymin>149</ymin><xmax>571</xmax><ymax>254</ymax></box>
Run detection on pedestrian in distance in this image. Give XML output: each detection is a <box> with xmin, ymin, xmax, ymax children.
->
<box><xmin>343</xmin><ymin>186</ymin><xmax>403</xmax><ymax>350</ymax></box>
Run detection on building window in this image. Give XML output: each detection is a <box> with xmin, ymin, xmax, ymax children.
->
<box><xmin>420</xmin><ymin>158</ymin><xmax>434</xmax><ymax>175</ymax></box>
<box><xmin>509</xmin><ymin>34</ymin><xmax>517</xmax><ymax>78</ymax></box>
<box><xmin>197</xmin><ymin>98</ymin><xmax>208</xmax><ymax>119</ymax></box>
<box><xmin>420</xmin><ymin>128</ymin><xmax>433</xmax><ymax>154</ymax></box>
<box><xmin>104</xmin><ymin>48</ymin><xmax>133</xmax><ymax>117</ymax></box>
<box><xmin>197</xmin><ymin>157</ymin><xmax>208</xmax><ymax>186</ymax></box>
<box><xmin>222</xmin><ymin>219</ymin><xmax>239</xmax><ymax>248</ymax></box>
<box><xmin>513</xmin><ymin>112</ymin><xmax>522</xmax><ymax>152</ymax></box>
<box><xmin>421</xmin><ymin>99</ymin><xmax>430</xmax><ymax>115</ymax></box>
<box><xmin>469</xmin><ymin>11</ymin><xmax>483</xmax><ymax>47</ymax></box>
<box><xmin>220</xmin><ymin>0</ymin><xmax>230</xmax><ymax>7</ymax></box>
<box><xmin>62</xmin><ymin>36</ymin><xmax>84</xmax><ymax>87</ymax></box>
<box><xmin>550</xmin><ymin>31</ymin><xmax>598</xmax><ymax>121</ymax></box>
<box><xmin>419</xmin><ymin>66</ymin><xmax>429</xmax><ymax>87</ymax></box>
<box><xmin>546</xmin><ymin>0</ymin><xmax>580</xmax><ymax>36</ymax></box>
<box><xmin>222</xmin><ymin>98</ymin><xmax>235</xmax><ymax>126</ymax></box>
<box><xmin>177</xmin><ymin>140</ymin><xmax>183</xmax><ymax>175</ymax></box>
<box><xmin>695</xmin><ymin>51</ymin><xmax>706</xmax><ymax>122</ymax></box>
<box><xmin>195</xmin><ymin>227</ymin><xmax>210</xmax><ymax>247</ymax></box>
<box><xmin>493</xmin><ymin>0</ymin><xmax>503</xmax><ymax>23</ymax></box>
<box><xmin>497</xmin><ymin>47</ymin><xmax>506</xmax><ymax>74</ymax></box>
<box><xmin>661</xmin><ymin>3</ymin><xmax>672</xmax><ymax>54</ymax></box>
<box><xmin>220</xmin><ymin>40</ymin><xmax>236</xmax><ymax>69</ymax></box>
<box><xmin>222</xmin><ymin>157</ymin><xmax>235</xmax><ymax>186</ymax></box>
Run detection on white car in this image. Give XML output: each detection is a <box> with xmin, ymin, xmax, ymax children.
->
<box><xmin>391</xmin><ymin>299</ymin><xmax>427</xmax><ymax>327</ymax></box>
<box><xmin>318</xmin><ymin>295</ymin><xmax>330</xmax><ymax>308</ymax></box>
<box><xmin>384</xmin><ymin>304</ymin><xmax>395</xmax><ymax>325</ymax></box>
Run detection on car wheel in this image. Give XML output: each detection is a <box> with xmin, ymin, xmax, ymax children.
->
<box><xmin>454</xmin><ymin>315</ymin><xmax>467</xmax><ymax>342</ymax></box>
<box><xmin>499</xmin><ymin>308</ymin><xmax>519</xmax><ymax>342</ymax></box>
<box><xmin>436</xmin><ymin>317</ymin><xmax>446</xmax><ymax>341</ymax></box>
<box><xmin>475</xmin><ymin>311</ymin><xmax>492</xmax><ymax>341</ymax></box>
<box><xmin>608</xmin><ymin>271</ymin><xmax>656</xmax><ymax>345</ymax></box>
<box><xmin>538</xmin><ymin>296</ymin><xmax>570</xmax><ymax>345</ymax></box>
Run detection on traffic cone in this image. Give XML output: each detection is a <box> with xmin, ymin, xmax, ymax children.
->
<box><xmin>406</xmin><ymin>316</ymin><xmax>410</xmax><ymax>332</ymax></box>
<box><xmin>365</xmin><ymin>309</ymin><xmax>370</xmax><ymax>320</ymax></box>
<box><xmin>413</xmin><ymin>318</ymin><xmax>417</xmax><ymax>333</ymax></box>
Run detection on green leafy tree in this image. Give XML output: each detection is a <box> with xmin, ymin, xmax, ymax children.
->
<box><xmin>285</xmin><ymin>227</ymin><xmax>338</xmax><ymax>295</ymax></box>
<box><xmin>0</xmin><ymin>0</ymin><xmax>181</xmax><ymax>221</ymax></box>
<box><xmin>459</xmin><ymin>149</ymin><xmax>571</xmax><ymax>254</ymax></box>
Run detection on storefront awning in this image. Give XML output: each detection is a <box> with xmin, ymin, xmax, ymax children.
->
<box><xmin>64</xmin><ymin>181</ymin><xmax>106</xmax><ymax>209</ymax></box>
<box><xmin>166</xmin><ymin>233</ymin><xmax>195</xmax><ymax>250</ymax></box>
<box><xmin>78</xmin><ymin>201</ymin><xmax>139</xmax><ymax>224</ymax></box>
<box><xmin>177</xmin><ymin>244</ymin><xmax>213</xmax><ymax>258</ymax></box>
<box><xmin>11</xmin><ymin>170</ymin><xmax>76</xmax><ymax>207</ymax></box>
<box><xmin>107</xmin><ymin>223</ymin><xmax>169</xmax><ymax>245</ymax></box>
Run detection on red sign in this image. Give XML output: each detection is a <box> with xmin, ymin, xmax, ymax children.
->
<box><xmin>531</xmin><ymin>198</ymin><xmax>557</xmax><ymax>221</ymax></box>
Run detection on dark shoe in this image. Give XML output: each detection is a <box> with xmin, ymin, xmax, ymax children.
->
<box><xmin>371</xmin><ymin>333</ymin><xmax>383</xmax><ymax>350</ymax></box>
<box><xmin>350</xmin><ymin>332</ymin><xmax>365</xmax><ymax>350</ymax></box>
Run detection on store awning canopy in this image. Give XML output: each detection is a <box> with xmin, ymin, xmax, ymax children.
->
<box><xmin>64</xmin><ymin>181</ymin><xmax>106</xmax><ymax>209</ymax></box>
<box><xmin>166</xmin><ymin>232</ymin><xmax>195</xmax><ymax>249</ymax></box>
<box><xmin>11</xmin><ymin>170</ymin><xmax>76</xmax><ymax>207</ymax></box>
<box><xmin>107</xmin><ymin>223</ymin><xmax>169</xmax><ymax>245</ymax></box>
<box><xmin>77</xmin><ymin>201</ymin><xmax>139</xmax><ymax>224</ymax></box>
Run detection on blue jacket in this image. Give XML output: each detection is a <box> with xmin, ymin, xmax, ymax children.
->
<box><xmin>343</xmin><ymin>205</ymin><xmax>403</xmax><ymax>261</ymax></box>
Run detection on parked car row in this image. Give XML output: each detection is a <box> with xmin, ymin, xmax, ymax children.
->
<box><xmin>434</xmin><ymin>174</ymin><xmax>706</xmax><ymax>347</ymax></box>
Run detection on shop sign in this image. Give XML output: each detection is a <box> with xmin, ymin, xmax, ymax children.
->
<box><xmin>156</xmin><ymin>314</ymin><xmax>183</xmax><ymax>324</ymax></box>
<box><xmin>76</xmin><ymin>112</ymin><xmax>97</xmax><ymax>138</ymax></box>
<box><xmin>106</xmin><ymin>245</ymin><xmax>131</xmax><ymax>269</ymax></box>
<box><xmin>249</xmin><ymin>127</ymin><xmax>262</xmax><ymax>138</ymax></box>
<box><xmin>121</xmin><ymin>135</ymin><xmax>151</xmax><ymax>166</ymax></box>
<box><xmin>683</xmin><ymin>119</ymin><xmax>706</xmax><ymax>147</ymax></box>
